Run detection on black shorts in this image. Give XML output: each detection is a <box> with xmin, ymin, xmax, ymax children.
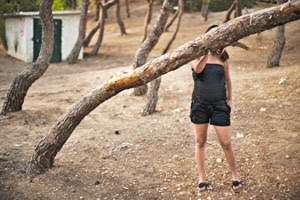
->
<box><xmin>190</xmin><ymin>100</ymin><xmax>231</xmax><ymax>126</ymax></box>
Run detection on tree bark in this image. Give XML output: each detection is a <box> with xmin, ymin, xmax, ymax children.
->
<box><xmin>133</xmin><ymin>0</ymin><xmax>171</xmax><ymax>96</ymax></box>
<box><xmin>89</xmin><ymin>0</ymin><xmax>117</xmax><ymax>56</ymax></box>
<box><xmin>142</xmin><ymin>77</ymin><xmax>161</xmax><ymax>116</ymax></box>
<box><xmin>267</xmin><ymin>0</ymin><xmax>286</xmax><ymax>67</ymax></box>
<box><xmin>125</xmin><ymin>0</ymin><xmax>130</xmax><ymax>18</ymax></box>
<box><xmin>115</xmin><ymin>0</ymin><xmax>127</xmax><ymax>36</ymax></box>
<box><xmin>224</xmin><ymin>1</ymin><xmax>236</xmax><ymax>22</ymax></box>
<box><xmin>27</xmin><ymin>1</ymin><xmax>300</xmax><ymax>174</ymax></box>
<box><xmin>234</xmin><ymin>0</ymin><xmax>242</xmax><ymax>17</ymax></box>
<box><xmin>83</xmin><ymin>22</ymin><xmax>100</xmax><ymax>47</ymax></box>
<box><xmin>1</xmin><ymin>0</ymin><xmax>54</xmax><ymax>115</ymax></box>
<box><xmin>94</xmin><ymin>0</ymin><xmax>100</xmax><ymax>21</ymax></box>
<box><xmin>67</xmin><ymin>0</ymin><xmax>89</xmax><ymax>64</ymax></box>
<box><xmin>143</xmin><ymin>0</ymin><xmax>184</xmax><ymax>116</ymax></box>
<box><xmin>142</xmin><ymin>0</ymin><xmax>154</xmax><ymax>42</ymax></box>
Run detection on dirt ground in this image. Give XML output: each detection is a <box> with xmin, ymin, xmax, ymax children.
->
<box><xmin>0</xmin><ymin>2</ymin><xmax>300</xmax><ymax>200</ymax></box>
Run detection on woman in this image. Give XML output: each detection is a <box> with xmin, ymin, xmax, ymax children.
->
<box><xmin>188</xmin><ymin>25</ymin><xmax>242</xmax><ymax>191</ymax></box>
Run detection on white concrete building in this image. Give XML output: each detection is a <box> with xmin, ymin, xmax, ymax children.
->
<box><xmin>4</xmin><ymin>11</ymin><xmax>82</xmax><ymax>63</ymax></box>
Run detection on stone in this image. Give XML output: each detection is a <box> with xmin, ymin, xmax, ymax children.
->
<box><xmin>259</xmin><ymin>107</ymin><xmax>267</xmax><ymax>112</ymax></box>
<box><xmin>236</xmin><ymin>132</ymin><xmax>244</xmax><ymax>138</ymax></box>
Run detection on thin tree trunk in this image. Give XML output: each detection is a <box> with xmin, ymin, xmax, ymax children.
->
<box><xmin>133</xmin><ymin>0</ymin><xmax>171</xmax><ymax>96</ymax></box>
<box><xmin>267</xmin><ymin>0</ymin><xmax>286</xmax><ymax>67</ymax></box>
<box><xmin>203</xmin><ymin>4</ymin><xmax>209</xmax><ymax>21</ymax></box>
<box><xmin>125</xmin><ymin>0</ymin><xmax>130</xmax><ymax>18</ymax></box>
<box><xmin>143</xmin><ymin>0</ymin><xmax>183</xmax><ymax>115</ymax></box>
<box><xmin>89</xmin><ymin>0</ymin><xmax>117</xmax><ymax>56</ymax></box>
<box><xmin>94</xmin><ymin>0</ymin><xmax>100</xmax><ymax>21</ymax></box>
<box><xmin>90</xmin><ymin>4</ymin><xmax>106</xmax><ymax>56</ymax></box>
<box><xmin>72</xmin><ymin>0</ymin><xmax>77</xmax><ymax>9</ymax></box>
<box><xmin>83</xmin><ymin>22</ymin><xmax>100</xmax><ymax>47</ymax></box>
<box><xmin>142</xmin><ymin>0</ymin><xmax>154</xmax><ymax>42</ymax></box>
<box><xmin>234</xmin><ymin>0</ymin><xmax>242</xmax><ymax>17</ymax></box>
<box><xmin>115</xmin><ymin>0</ymin><xmax>127</xmax><ymax>36</ymax></box>
<box><xmin>224</xmin><ymin>1</ymin><xmax>236</xmax><ymax>22</ymax></box>
<box><xmin>27</xmin><ymin>1</ymin><xmax>300</xmax><ymax>174</ymax></box>
<box><xmin>67</xmin><ymin>0</ymin><xmax>89</xmax><ymax>64</ymax></box>
<box><xmin>162</xmin><ymin>0</ymin><xmax>183</xmax><ymax>55</ymax></box>
<box><xmin>1</xmin><ymin>0</ymin><xmax>54</xmax><ymax>115</ymax></box>
<box><xmin>142</xmin><ymin>77</ymin><xmax>161</xmax><ymax>116</ymax></box>
<box><xmin>164</xmin><ymin>8</ymin><xmax>179</xmax><ymax>32</ymax></box>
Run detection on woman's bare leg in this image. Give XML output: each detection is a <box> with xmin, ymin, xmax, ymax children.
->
<box><xmin>194</xmin><ymin>123</ymin><xmax>209</xmax><ymax>184</ymax></box>
<box><xmin>214</xmin><ymin>125</ymin><xmax>242</xmax><ymax>189</ymax></box>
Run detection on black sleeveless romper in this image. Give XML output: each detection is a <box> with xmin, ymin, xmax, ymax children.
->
<box><xmin>190</xmin><ymin>63</ymin><xmax>231</xmax><ymax>126</ymax></box>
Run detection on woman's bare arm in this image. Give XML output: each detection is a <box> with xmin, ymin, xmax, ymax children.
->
<box><xmin>224</xmin><ymin>60</ymin><xmax>233</xmax><ymax>105</ymax></box>
<box><xmin>188</xmin><ymin>54</ymin><xmax>209</xmax><ymax>73</ymax></box>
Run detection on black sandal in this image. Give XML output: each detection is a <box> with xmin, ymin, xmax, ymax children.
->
<box><xmin>232</xmin><ymin>180</ymin><xmax>242</xmax><ymax>191</ymax></box>
<box><xmin>198</xmin><ymin>182</ymin><xmax>210</xmax><ymax>191</ymax></box>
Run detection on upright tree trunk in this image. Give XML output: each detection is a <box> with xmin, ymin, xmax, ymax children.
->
<box><xmin>83</xmin><ymin>22</ymin><xmax>100</xmax><ymax>47</ymax></box>
<box><xmin>234</xmin><ymin>0</ymin><xmax>242</xmax><ymax>17</ymax></box>
<box><xmin>115</xmin><ymin>0</ymin><xmax>127</xmax><ymax>36</ymax></box>
<box><xmin>201</xmin><ymin>0</ymin><xmax>209</xmax><ymax>21</ymax></box>
<box><xmin>94</xmin><ymin>0</ymin><xmax>100</xmax><ymax>21</ymax></box>
<box><xmin>224</xmin><ymin>1</ymin><xmax>236</xmax><ymax>22</ymax></box>
<box><xmin>267</xmin><ymin>0</ymin><xmax>286</xmax><ymax>67</ymax></box>
<box><xmin>27</xmin><ymin>1</ymin><xmax>300</xmax><ymax>174</ymax></box>
<box><xmin>142</xmin><ymin>0</ymin><xmax>154</xmax><ymax>42</ymax></box>
<box><xmin>125</xmin><ymin>0</ymin><xmax>130</xmax><ymax>18</ymax></box>
<box><xmin>67</xmin><ymin>0</ymin><xmax>89</xmax><ymax>64</ymax></box>
<box><xmin>89</xmin><ymin>0</ymin><xmax>117</xmax><ymax>56</ymax></box>
<box><xmin>133</xmin><ymin>0</ymin><xmax>171</xmax><ymax>96</ymax></box>
<box><xmin>143</xmin><ymin>0</ymin><xmax>183</xmax><ymax>115</ymax></box>
<box><xmin>1</xmin><ymin>0</ymin><xmax>54</xmax><ymax>115</ymax></box>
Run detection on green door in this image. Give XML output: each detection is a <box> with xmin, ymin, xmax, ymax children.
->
<box><xmin>33</xmin><ymin>18</ymin><xmax>62</xmax><ymax>63</ymax></box>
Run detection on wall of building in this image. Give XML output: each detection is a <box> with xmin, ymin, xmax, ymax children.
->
<box><xmin>5</xmin><ymin>17</ymin><xmax>28</xmax><ymax>61</ymax></box>
<box><xmin>5</xmin><ymin>12</ymin><xmax>82</xmax><ymax>63</ymax></box>
<box><xmin>58</xmin><ymin>14</ymin><xmax>82</xmax><ymax>60</ymax></box>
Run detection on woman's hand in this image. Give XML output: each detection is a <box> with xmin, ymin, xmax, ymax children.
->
<box><xmin>227</xmin><ymin>99</ymin><xmax>233</xmax><ymax>109</ymax></box>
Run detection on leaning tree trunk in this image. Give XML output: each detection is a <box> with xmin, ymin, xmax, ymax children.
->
<box><xmin>142</xmin><ymin>0</ymin><xmax>154</xmax><ymax>42</ymax></box>
<box><xmin>224</xmin><ymin>1</ymin><xmax>236</xmax><ymax>22</ymax></box>
<box><xmin>234</xmin><ymin>0</ymin><xmax>242</xmax><ymax>17</ymax></box>
<box><xmin>67</xmin><ymin>0</ymin><xmax>89</xmax><ymax>64</ymax></box>
<box><xmin>133</xmin><ymin>0</ymin><xmax>171</xmax><ymax>96</ymax></box>
<box><xmin>143</xmin><ymin>0</ymin><xmax>183</xmax><ymax>115</ymax></box>
<box><xmin>267</xmin><ymin>24</ymin><xmax>286</xmax><ymax>67</ymax></box>
<box><xmin>267</xmin><ymin>0</ymin><xmax>286</xmax><ymax>67</ymax></box>
<box><xmin>1</xmin><ymin>0</ymin><xmax>54</xmax><ymax>115</ymax></box>
<box><xmin>164</xmin><ymin>7</ymin><xmax>179</xmax><ymax>32</ymax></box>
<box><xmin>94</xmin><ymin>0</ymin><xmax>100</xmax><ymax>21</ymax></box>
<box><xmin>115</xmin><ymin>0</ymin><xmax>127</xmax><ymax>36</ymax></box>
<box><xmin>83</xmin><ymin>22</ymin><xmax>100</xmax><ymax>47</ymax></box>
<box><xmin>125</xmin><ymin>0</ymin><xmax>130</xmax><ymax>18</ymax></box>
<box><xmin>27</xmin><ymin>1</ymin><xmax>300</xmax><ymax>174</ymax></box>
<box><xmin>89</xmin><ymin>0</ymin><xmax>117</xmax><ymax>56</ymax></box>
<box><xmin>90</xmin><ymin>4</ymin><xmax>106</xmax><ymax>56</ymax></box>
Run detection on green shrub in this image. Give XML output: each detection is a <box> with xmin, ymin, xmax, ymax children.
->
<box><xmin>52</xmin><ymin>0</ymin><xmax>68</xmax><ymax>11</ymax></box>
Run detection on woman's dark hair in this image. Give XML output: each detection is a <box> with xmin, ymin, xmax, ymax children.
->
<box><xmin>205</xmin><ymin>25</ymin><xmax>229</xmax><ymax>62</ymax></box>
